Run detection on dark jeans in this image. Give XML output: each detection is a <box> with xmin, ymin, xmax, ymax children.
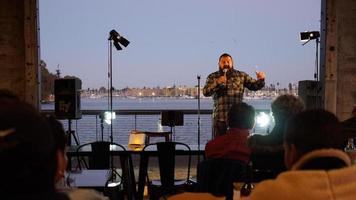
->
<box><xmin>213</xmin><ymin>119</ymin><xmax>228</xmax><ymax>139</ymax></box>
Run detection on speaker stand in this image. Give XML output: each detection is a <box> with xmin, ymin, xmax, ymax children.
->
<box><xmin>169</xmin><ymin>124</ymin><xmax>175</xmax><ymax>141</ymax></box>
<box><xmin>67</xmin><ymin>119</ymin><xmax>80</xmax><ymax>146</ymax></box>
<box><xmin>197</xmin><ymin>75</ymin><xmax>201</xmax><ymax>163</ymax></box>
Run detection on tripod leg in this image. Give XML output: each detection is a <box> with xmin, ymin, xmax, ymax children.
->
<box><xmin>66</xmin><ymin>130</ymin><xmax>80</xmax><ymax>146</ymax></box>
<box><xmin>66</xmin><ymin>130</ymin><xmax>72</xmax><ymax>146</ymax></box>
<box><xmin>170</xmin><ymin>126</ymin><xmax>174</xmax><ymax>141</ymax></box>
<box><xmin>70</xmin><ymin>130</ymin><xmax>80</xmax><ymax>146</ymax></box>
<box><xmin>67</xmin><ymin>119</ymin><xmax>79</xmax><ymax>146</ymax></box>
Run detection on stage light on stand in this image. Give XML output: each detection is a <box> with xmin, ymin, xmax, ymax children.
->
<box><xmin>255</xmin><ymin>112</ymin><xmax>270</xmax><ymax>128</ymax></box>
<box><xmin>299</xmin><ymin>30</ymin><xmax>321</xmax><ymax>108</ymax></box>
<box><xmin>118</xmin><ymin>36</ymin><xmax>130</xmax><ymax>47</ymax></box>
<box><xmin>113</xmin><ymin>42</ymin><xmax>122</xmax><ymax>51</ymax></box>
<box><xmin>100</xmin><ymin>111</ymin><xmax>116</xmax><ymax>125</ymax></box>
<box><xmin>106</xmin><ymin>28</ymin><xmax>130</xmax><ymax>189</ymax></box>
<box><xmin>109</xmin><ymin>29</ymin><xmax>130</xmax><ymax>50</ymax></box>
<box><xmin>300</xmin><ymin>31</ymin><xmax>320</xmax><ymax>42</ymax></box>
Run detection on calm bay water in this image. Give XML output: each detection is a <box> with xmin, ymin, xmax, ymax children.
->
<box><xmin>42</xmin><ymin>97</ymin><xmax>271</xmax><ymax>110</ymax></box>
<box><xmin>42</xmin><ymin>97</ymin><xmax>272</xmax><ymax>145</ymax></box>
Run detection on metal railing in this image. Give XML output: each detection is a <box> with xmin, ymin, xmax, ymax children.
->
<box><xmin>41</xmin><ymin>109</ymin><xmax>272</xmax><ymax>146</ymax></box>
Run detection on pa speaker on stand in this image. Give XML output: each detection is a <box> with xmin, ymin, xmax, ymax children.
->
<box><xmin>55</xmin><ymin>78</ymin><xmax>82</xmax><ymax>146</ymax></box>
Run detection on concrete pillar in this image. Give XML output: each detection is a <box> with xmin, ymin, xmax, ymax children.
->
<box><xmin>322</xmin><ymin>0</ymin><xmax>356</xmax><ymax>120</ymax></box>
<box><xmin>0</xmin><ymin>0</ymin><xmax>40</xmax><ymax>109</ymax></box>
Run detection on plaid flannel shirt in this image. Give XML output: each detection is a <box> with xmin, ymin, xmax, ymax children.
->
<box><xmin>203</xmin><ymin>69</ymin><xmax>265</xmax><ymax>122</ymax></box>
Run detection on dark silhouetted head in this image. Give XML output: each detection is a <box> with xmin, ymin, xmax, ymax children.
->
<box><xmin>271</xmin><ymin>94</ymin><xmax>305</xmax><ymax>125</ymax></box>
<box><xmin>0</xmin><ymin>99</ymin><xmax>56</xmax><ymax>197</ymax></box>
<box><xmin>284</xmin><ymin>109</ymin><xmax>343</xmax><ymax>169</ymax></box>
<box><xmin>228</xmin><ymin>102</ymin><xmax>255</xmax><ymax>129</ymax></box>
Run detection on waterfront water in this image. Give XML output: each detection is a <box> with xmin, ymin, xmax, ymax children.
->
<box><xmin>42</xmin><ymin>97</ymin><xmax>271</xmax><ymax>110</ymax></box>
<box><xmin>42</xmin><ymin>97</ymin><xmax>273</xmax><ymax>146</ymax></box>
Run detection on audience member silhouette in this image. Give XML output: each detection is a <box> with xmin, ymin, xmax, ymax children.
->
<box><xmin>0</xmin><ymin>98</ymin><xmax>59</xmax><ymax>199</ymax></box>
<box><xmin>197</xmin><ymin>103</ymin><xmax>255</xmax><ymax>199</ymax></box>
<box><xmin>205</xmin><ymin>102</ymin><xmax>255</xmax><ymax>164</ymax></box>
<box><xmin>45</xmin><ymin>115</ymin><xmax>68</xmax><ymax>184</ymax></box>
<box><xmin>248</xmin><ymin>94</ymin><xmax>304</xmax><ymax>178</ymax></box>
<box><xmin>0</xmin><ymin>98</ymin><xmax>106</xmax><ymax>200</ymax></box>
<box><xmin>247</xmin><ymin>109</ymin><xmax>356</xmax><ymax>200</ymax></box>
<box><xmin>45</xmin><ymin>115</ymin><xmax>108</xmax><ymax>200</ymax></box>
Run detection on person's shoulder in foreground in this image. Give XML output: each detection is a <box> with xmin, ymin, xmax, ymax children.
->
<box><xmin>168</xmin><ymin>192</ymin><xmax>225</xmax><ymax>200</ymax></box>
<box><xmin>66</xmin><ymin>189</ymin><xmax>109</xmax><ymax>200</ymax></box>
<box><xmin>247</xmin><ymin>149</ymin><xmax>356</xmax><ymax>200</ymax></box>
<box><xmin>246</xmin><ymin>109</ymin><xmax>356</xmax><ymax>200</ymax></box>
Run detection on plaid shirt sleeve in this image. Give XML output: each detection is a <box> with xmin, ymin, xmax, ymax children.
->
<box><xmin>242</xmin><ymin>72</ymin><xmax>265</xmax><ymax>91</ymax></box>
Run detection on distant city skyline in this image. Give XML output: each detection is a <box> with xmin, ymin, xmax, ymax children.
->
<box><xmin>39</xmin><ymin>0</ymin><xmax>321</xmax><ymax>89</ymax></box>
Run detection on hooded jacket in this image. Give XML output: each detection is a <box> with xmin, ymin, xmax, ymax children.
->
<box><xmin>246</xmin><ymin>149</ymin><xmax>356</xmax><ymax>200</ymax></box>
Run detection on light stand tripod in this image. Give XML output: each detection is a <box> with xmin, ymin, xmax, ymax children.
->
<box><xmin>67</xmin><ymin>119</ymin><xmax>80</xmax><ymax>146</ymax></box>
<box><xmin>99</xmin><ymin>113</ymin><xmax>105</xmax><ymax>141</ymax></box>
<box><xmin>106</xmin><ymin>29</ymin><xmax>130</xmax><ymax>186</ymax></box>
<box><xmin>314</xmin><ymin>37</ymin><xmax>321</xmax><ymax>108</ymax></box>
<box><xmin>197</xmin><ymin>75</ymin><xmax>201</xmax><ymax>163</ymax></box>
<box><xmin>108</xmin><ymin>38</ymin><xmax>114</xmax><ymax>146</ymax></box>
<box><xmin>107</xmin><ymin>35</ymin><xmax>118</xmax><ymax>185</ymax></box>
<box><xmin>301</xmin><ymin>31</ymin><xmax>321</xmax><ymax>109</ymax></box>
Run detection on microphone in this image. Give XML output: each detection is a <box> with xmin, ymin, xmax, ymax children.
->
<box><xmin>220</xmin><ymin>68</ymin><xmax>228</xmax><ymax>89</ymax></box>
<box><xmin>223</xmin><ymin>68</ymin><xmax>228</xmax><ymax>76</ymax></box>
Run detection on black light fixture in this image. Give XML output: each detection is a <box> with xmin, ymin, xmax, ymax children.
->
<box><xmin>300</xmin><ymin>31</ymin><xmax>320</xmax><ymax>42</ymax></box>
<box><xmin>113</xmin><ymin>41</ymin><xmax>122</xmax><ymax>51</ymax></box>
<box><xmin>109</xmin><ymin>29</ymin><xmax>130</xmax><ymax>50</ymax></box>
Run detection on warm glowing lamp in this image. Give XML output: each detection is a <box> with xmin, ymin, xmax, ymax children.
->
<box><xmin>128</xmin><ymin>130</ymin><xmax>146</xmax><ymax>151</ymax></box>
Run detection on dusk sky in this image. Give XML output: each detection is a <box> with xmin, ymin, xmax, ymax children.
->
<box><xmin>39</xmin><ymin>0</ymin><xmax>321</xmax><ymax>89</ymax></box>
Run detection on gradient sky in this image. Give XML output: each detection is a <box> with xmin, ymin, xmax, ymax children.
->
<box><xmin>39</xmin><ymin>0</ymin><xmax>321</xmax><ymax>89</ymax></box>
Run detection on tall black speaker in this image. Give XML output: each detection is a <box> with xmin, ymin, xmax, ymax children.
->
<box><xmin>55</xmin><ymin>78</ymin><xmax>82</xmax><ymax>119</ymax></box>
<box><xmin>298</xmin><ymin>80</ymin><xmax>322</xmax><ymax>109</ymax></box>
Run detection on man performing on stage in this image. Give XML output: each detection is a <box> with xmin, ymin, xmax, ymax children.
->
<box><xmin>203</xmin><ymin>53</ymin><xmax>266</xmax><ymax>138</ymax></box>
